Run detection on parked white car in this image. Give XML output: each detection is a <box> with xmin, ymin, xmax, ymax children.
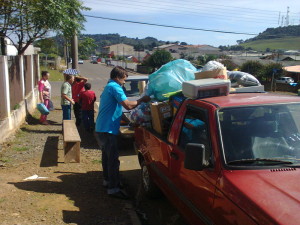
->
<box><xmin>78</xmin><ymin>60</ymin><xmax>84</xmax><ymax>64</ymax></box>
<box><xmin>276</xmin><ymin>77</ymin><xmax>294</xmax><ymax>84</ymax></box>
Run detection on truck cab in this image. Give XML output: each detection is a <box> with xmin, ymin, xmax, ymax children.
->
<box><xmin>135</xmin><ymin>91</ymin><xmax>300</xmax><ymax>225</ymax></box>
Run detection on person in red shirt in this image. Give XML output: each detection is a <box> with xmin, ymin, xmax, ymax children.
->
<box><xmin>72</xmin><ymin>76</ymin><xmax>88</xmax><ymax>126</ymax></box>
<box><xmin>79</xmin><ymin>83</ymin><xmax>96</xmax><ymax>132</ymax></box>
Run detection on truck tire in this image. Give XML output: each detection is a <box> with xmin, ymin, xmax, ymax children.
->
<box><xmin>141</xmin><ymin>161</ymin><xmax>161</xmax><ymax>198</ymax></box>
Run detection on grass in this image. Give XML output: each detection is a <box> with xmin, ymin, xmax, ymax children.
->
<box><xmin>15</xmin><ymin>130</ymin><xmax>26</xmax><ymax>139</ymax></box>
<box><xmin>0</xmin><ymin>198</ymin><xmax>6</xmax><ymax>204</ymax></box>
<box><xmin>40</xmin><ymin>66</ymin><xmax>64</xmax><ymax>82</ymax></box>
<box><xmin>14</xmin><ymin>146</ymin><xmax>29</xmax><ymax>152</ymax></box>
<box><xmin>0</xmin><ymin>158</ymin><xmax>10</xmax><ymax>163</ymax></box>
<box><xmin>241</xmin><ymin>36</ymin><xmax>300</xmax><ymax>51</ymax></box>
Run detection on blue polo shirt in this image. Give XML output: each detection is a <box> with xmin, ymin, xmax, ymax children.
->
<box><xmin>95</xmin><ymin>80</ymin><xmax>127</xmax><ymax>135</ymax></box>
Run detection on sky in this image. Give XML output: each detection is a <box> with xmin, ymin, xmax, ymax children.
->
<box><xmin>81</xmin><ymin>0</ymin><xmax>300</xmax><ymax>47</ymax></box>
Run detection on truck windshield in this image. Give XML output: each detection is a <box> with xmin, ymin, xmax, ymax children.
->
<box><xmin>218</xmin><ymin>103</ymin><xmax>300</xmax><ymax>166</ymax></box>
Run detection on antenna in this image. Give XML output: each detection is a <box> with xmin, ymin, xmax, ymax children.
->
<box><xmin>285</xmin><ymin>6</ymin><xmax>289</xmax><ymax>26</ymax></box>
<box><xmin>281</xmin><ymin>16</ymin><xmax>284</xmax><ymax>26</ymax></box>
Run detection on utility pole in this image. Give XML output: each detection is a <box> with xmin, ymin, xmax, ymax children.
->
<box><xmin>71</xmin><ymin>33</ymin><xmax>78</xmax><ymax>69</ymax></box>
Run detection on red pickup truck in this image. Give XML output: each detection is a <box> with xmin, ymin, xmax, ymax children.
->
<box><xmin>135</xmin><ymin>92</ymin><xmax>300</xmax><ymax>225</ymax></box>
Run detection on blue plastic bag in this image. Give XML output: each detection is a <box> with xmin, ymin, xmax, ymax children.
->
<box><xmin>146</xmin><ymin>59</ymin><xmax>197</xmax><ymax>101</ymax></box>
<box><xmin>37</xmin><ymin>103</ymin><xmax>49</xmax><ymax>115</ymax></box>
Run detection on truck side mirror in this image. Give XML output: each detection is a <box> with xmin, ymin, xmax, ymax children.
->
<box><xmin>184</xmin><ymin>143</ymin><xmax>209</xmax><ymax>171</ymax></box>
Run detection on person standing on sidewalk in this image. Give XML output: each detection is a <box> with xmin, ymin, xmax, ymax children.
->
<box><xmin>95</xmin><ymin>66</ymin><xmax>150</xmax><ymax>199</ymax></box>
<box><xmin>79</xmin><ymin>82</ymin><xmax>96</xmax><ymax>132</ymax></box>
<box><xmin>61</xmin><ymin>74</ymin><xmax>75</xmax><ymax>120</ymax></box>
<box><xmin>38</xmin><ymin>71</ymin><xmax>51</xmax><ymax>125</ymax></box>
<box><xmin>72</xmin><ymin>76</ymin><xmax>88</xmax><ymax>126</ymax></box>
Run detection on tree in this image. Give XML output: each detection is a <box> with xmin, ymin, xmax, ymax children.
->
<box><xmin>180</xmin><ymin>42</ymin><xmax>188</xmax><ymax>45</ymax></box>
<box><xmin>0</xmin><ymin>0</ymin><xmax>89</xmax><ymax>55</ymax></box>
<box><xmin>35</xmin><ymin>38</ymin><xmax>59</xmax><ymax>55</ymax></box>
<box><xmin>145</xmin><ymin>49</ymin><xmax>172</xmax><ymax>69</ymax></box>
<box><xmin>236</xmin><ymin>39</ymin><xmax>244</xmax><ymax>45</ymax></box>
<box><xmin>78</xmin><ymin>37</ymin><xmax>96</xmax><ymax>57</ymax></box>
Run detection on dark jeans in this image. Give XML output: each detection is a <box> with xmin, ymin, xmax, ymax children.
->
<box><xmin>82</xmin><ymin>110</ymin><xmax>94</xmax><ymax>131</ymax></box>
<box><xmin>61</xmin><ymin>105</ymin><xmax>71</xmax><ymax>120</ymax></box>
<box><xmin>73</xmin><ymin>102</ymin><xmax>82</xmax><ymax>126</ymax></box>
<box><xmin>95</xmin><ymin>132</ymin><xmax>120</xmax><ymax>194</ymax></box>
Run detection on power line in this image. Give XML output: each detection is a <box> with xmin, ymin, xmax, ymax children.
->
<box><xmin>84</xmin><ymin>14</ymin><xmax>258</xmax><ymax>35</ymax></box>
<box><xmin>90</xmin><ymin>1</ymin><xmax>278</xmax><ymax>24</ymax></box>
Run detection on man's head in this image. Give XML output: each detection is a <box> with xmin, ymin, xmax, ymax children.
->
<box><xmin>84</xmin><ymin>83</ymin><xmax>91</xmax><ymax>90</ymax></box>
<box><xmin>110</xmin><ymin>66</ymin><xmax>128</xmax><ymax>86</ymax></box>
<box><xmin>65</xmin><ymin>74</ymin><xmax>74</xmax><ymax>84</ymax></box>
<box><xmin>75</xmin><ymin>77</ymin><xmax>81</xmax><ymax>82</ymax></box>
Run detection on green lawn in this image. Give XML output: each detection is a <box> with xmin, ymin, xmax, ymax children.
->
<box><xmin>40</xmin><ymin>66</ymin><xmax>64</xmax><ymax>82</ymax></box>
<box><xmin>241</xmin><ymin>36</ymin><xmax>300</xmax><ymax>51</ymax></box>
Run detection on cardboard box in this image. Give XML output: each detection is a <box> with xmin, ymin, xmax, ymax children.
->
<box><xmin>150</xmin><ymin>102</ymin><xmax>172</xmax><ymax>135</ymax></box>
<box><xmin>195</xmin><ymin>68</ymin><xmax>227</xmax><ymax>80</ymax></box>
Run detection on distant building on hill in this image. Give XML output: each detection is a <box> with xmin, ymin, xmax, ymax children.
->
<box><xmin>102</xmin><ymin>43</ymin><xmax>134</xmax><ymax>57</ymax></box>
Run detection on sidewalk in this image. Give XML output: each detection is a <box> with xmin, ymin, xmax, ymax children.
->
<box><xmin>0</xmin><ymin>85</ymin><xmax>142</xmax><ymax>224</ymax></box>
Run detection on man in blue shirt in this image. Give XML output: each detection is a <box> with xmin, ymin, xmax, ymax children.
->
<box><xmin>95</xmin><ymin>66</ymin><xmax>150</xmax><ymax>199</ymax></box>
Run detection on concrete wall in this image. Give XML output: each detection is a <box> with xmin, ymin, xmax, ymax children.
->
<box><xmin>0</xmin><ymin>55</ymin><xmax>39</xmax><ymax>144</ymax></box>
<box><xmin>110</xmin><ymin>60</ymin><xmax>138</xmax><ymax>71</ymax></box>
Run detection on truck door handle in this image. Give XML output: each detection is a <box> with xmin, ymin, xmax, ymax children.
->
<box><xmin>170</xmin><ymin>152</ymin><xmax>179</xmax><ymax>160</ymax></box>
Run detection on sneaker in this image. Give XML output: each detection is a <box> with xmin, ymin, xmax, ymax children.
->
<box><xmin>108</xmin><ymin>190</ymin><xmax>129</xmax><ymax>199</ymax></box>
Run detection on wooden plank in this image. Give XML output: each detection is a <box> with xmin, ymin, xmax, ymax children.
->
<box><xmin>63</xmin><ymin>120</ymin><xmax>81</xmax><ymax>142</ymax></box>
<box><xmin>64</xmin><ymin>142</ymin><xmax>80</xmax><ymax>163</ymax></box>
<box><xmin>63</xmin><ymin>120</ymin><xmax>81</xmax><ymax>163</ymax></box>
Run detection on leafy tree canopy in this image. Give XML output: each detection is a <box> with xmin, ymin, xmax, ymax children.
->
<box><xmin>0</xmin><ymin>0</ymin><xmax>89</xmax><ymax>55</ymax></box>
<box><xmin>144</xmin><ymin>49</ymin><xmax>173</xmax><ymax>69</ymax></box>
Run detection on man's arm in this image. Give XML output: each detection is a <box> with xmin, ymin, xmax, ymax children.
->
<box><xmin>120</xmin><ymin>95</ymin><xmax>151</xmax><ymax>110</ymax></box>
<box><xmin>78</xmin><ymin>77</ymin><xmax>88</xmax><ymax>82</ymax></box>
<box><xmin>62</xmin><ymin>94</ymin><xmax>75</xmax><ymax>105</ymax></box>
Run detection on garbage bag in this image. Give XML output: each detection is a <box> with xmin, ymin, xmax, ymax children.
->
<box><xmin>202</xmin><ymin>61</ymin><xmax>225</xmax><ymax>71</ymax></box>
<box><xmin>146</xmin><ymin>59</ymin><xmax>197</xmax><ymax>101</ymax></box>
<box><xmin>195</xmin><ymin>60</ymin><xmax>227</xmax><ymax>80</ymax></box>
<box><xmin>129</xmin><ymin>102</ymin><xmax>151</xmax><ymax>126</ymax></box>
<box><xmin>227</xmin><ymin>71</ymin><xmax>261</xmax><ymax>87</ymax></box>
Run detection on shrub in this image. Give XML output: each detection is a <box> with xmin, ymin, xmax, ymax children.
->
<box><xmin>220</xmin><ymin>59</ymin><xmax>238</xmax><ymax>71</ymax></box>
<box><xmin>241</xmin><ymin>60</ymin><xmax>264</xmax><ymax>78</ymax></box>
<box><xmin>261</xmin><ymin>63</ymin><xmax>283</xmax><ymax>81</ymax></box>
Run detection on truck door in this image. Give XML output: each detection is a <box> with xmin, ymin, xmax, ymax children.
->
<box><xmin>169</xmin><ymin>104</ymin><xmax>219</xmax><ymax>224</ymax></box>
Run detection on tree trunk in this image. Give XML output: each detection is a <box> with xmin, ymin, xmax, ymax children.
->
<box><xmin>0</xmin><ymin>36</ymin><xmax>7</xmax><ymax>55</ymax></box>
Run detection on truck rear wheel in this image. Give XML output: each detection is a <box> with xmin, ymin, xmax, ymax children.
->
<box><xmin>141</xmin><ymin>161</ymin><xmax>161</xmax><ymax>198</ymax></box>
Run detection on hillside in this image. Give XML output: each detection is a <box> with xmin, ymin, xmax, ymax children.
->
<box><xmin>239</xmin><ymin>25</ymin><xmax>300</xmax><ymax>51</ymax></box>
<box><xmin>82</xmin><ymin>33</ymin><xmax>167</xmax><ymax>50</ymax></box>
<box><xmin>240</xmin><ymin>36</ymin><xmax>300</xmax><ymax>51</ymax></box>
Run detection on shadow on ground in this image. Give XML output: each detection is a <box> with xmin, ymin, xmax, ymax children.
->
<box><xmin>40</xmin><ymin>136</ymin><xmax>59</xmax><ymax>167</ymax></box>
<box><xmin>9</xmin><ymin>170</ymin><xmax>141</xmax><ymax>225</ymax></box>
